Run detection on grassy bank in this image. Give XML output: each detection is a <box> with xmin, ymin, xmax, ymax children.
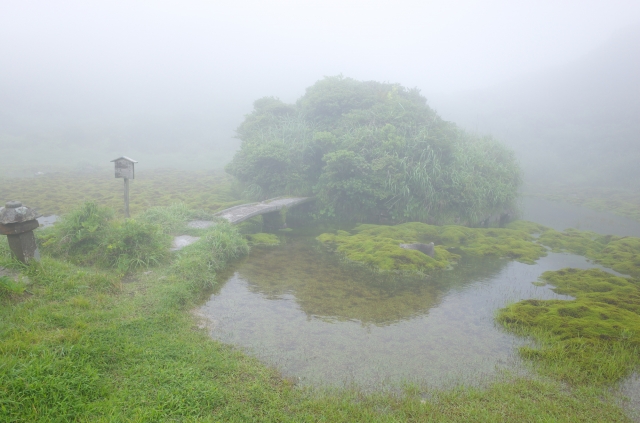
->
<box><xmin>0</xmin><ymin>236</ymin><xmax>632</xmax><ymax>421</ymax></box>
<box><xmin>0</xmin><ymin>172</ymin><xmax>637</xmax><ymax>421</ymax></box>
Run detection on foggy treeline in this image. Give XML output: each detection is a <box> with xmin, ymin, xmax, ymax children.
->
<box><xmin>1</xmin><ymin>2</ymin><xmax>639</xmax><ymax>188</ymax></box>
<box><xmin>433</xmin><ymin>26</ymin><xmax>640</xmax><ymax>188</ymax></box>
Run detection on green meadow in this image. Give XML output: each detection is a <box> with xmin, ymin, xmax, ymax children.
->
<box><xmin>1</xmin><ymin>170</ymin><xmax>638</xmax><ymax>422</ymax></box>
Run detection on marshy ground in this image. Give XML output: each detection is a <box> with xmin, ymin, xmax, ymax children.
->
<box><xmin>1</xmin><ymin>169</ymin><xmax>639</xmax><ymax>422</ymax></box>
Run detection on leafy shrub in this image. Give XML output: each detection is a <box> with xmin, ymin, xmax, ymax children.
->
<box><xmin>227</xmin><ymin>76</ymin><xmax>522</xmax><ymax>225</ymax></box>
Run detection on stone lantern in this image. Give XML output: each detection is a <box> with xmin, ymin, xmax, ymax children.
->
<box><xmin>0</xmin><ymin>201</ymin><xmax>41</xmax><ymax>263</ymax></box>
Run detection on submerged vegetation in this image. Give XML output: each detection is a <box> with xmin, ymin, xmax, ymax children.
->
<box><xmin>317</xmin><ymin>222</ymin><xmax>547</xmax><ymax>273</ymax></box>
<box><xmin>227</xmin><ymin>76</ymin><xmax>521</xmax><ymax>225</ymax></box>
<box><xmin>245</xmin><ymin>232</ymin><xmax>281</xmax><ymax>246</ymax></box>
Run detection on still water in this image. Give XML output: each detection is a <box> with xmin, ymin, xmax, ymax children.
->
<box><xmin>198</xmin><ymin>200</ymin><xmax>637</xmax><ymax>389</ymax></box>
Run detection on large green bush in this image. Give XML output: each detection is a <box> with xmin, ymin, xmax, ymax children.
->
<box><xmin>227</xmin><ymin>76</ymin><xmax>522</xmax><ymax>225</ymax></box>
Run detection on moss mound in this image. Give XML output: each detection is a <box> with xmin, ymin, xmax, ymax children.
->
<box><xmin>317</xmin><ymin>221</ymin><xmax>548</xmax><ymax>273</ymax></box>
<box><xmin>498</xmin><ymin>268</ymin><xmax>640</xmax><ymax>385</ymax></box>
<box><xmin>538</xmin><ymin>229</ymin><xmax>640</xmax><ymax>276</ymax></box>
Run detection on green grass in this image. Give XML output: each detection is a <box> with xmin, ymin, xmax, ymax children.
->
<box><xmin>38</xmin><ymin>201</ymin><xmax>172</xmax><ymax>273</ymax></box>
<box><xmin>0</xmin><ymin>244</ymin><xmax>633</xmax><ymax>421</ymax></box>
<box><xmin>0</xmin><ymin>172</ymin><xmax>638</xmax><ymax>421</ymax></box>
<box><xmin>0</xmin><ymin>169</ymin><xmax>244</xmax><ymax>216</ymax></box>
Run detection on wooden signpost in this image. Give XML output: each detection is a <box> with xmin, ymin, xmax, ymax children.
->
<box><xmin>111</xmin><ymin>156</ymin><xmax>137</xmax><ymax>218</ymax></box>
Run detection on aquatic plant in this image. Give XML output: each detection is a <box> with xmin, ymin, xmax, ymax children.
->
<box><xmin>498</xmin><ymin>268</ymin><xmax>640</xmax><ymax>385</ymax></box>
<box><xmin>317</xmin><ymin>221</ymin><xmax>547</xmax><ymax>273</ymax></box>
<box><xmin>245</xmin><ymin>233</ymin><xmax>280</xmax><ymax>246</ymax></box>
<box><xmin>227</xmin><ymin>76</ymin><xmax>522</xmax><ymax>225</ymax></box>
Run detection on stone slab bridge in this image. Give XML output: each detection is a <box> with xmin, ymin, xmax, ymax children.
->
<box><xmin>213</xmin><ymin>196</ymin><xmax>314</xmax><ymax>225</ymax></box>
<box><xmin>173</xmin><ymin>197</ymin><xmax>313</xmax><ymax>250</ymax></box>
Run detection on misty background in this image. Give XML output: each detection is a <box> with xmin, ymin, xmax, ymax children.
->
<box><xmin>1</xmin><ymin>0</ymin><xmax>639</xmax><ymax>187</ymax></box>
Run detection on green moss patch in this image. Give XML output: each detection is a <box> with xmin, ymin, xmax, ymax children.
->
<box><xmin>245</xmin><ymin>233</ymin><xmax>281</xmax><ymax>246</ymax></box>
<box><xmin>317</xmin><ymin>221</ymin><xmax>548</xmax><ymax>273</ymax></box>
<box><xmin>539</xmin><ymin>229</ymin><xmax>640</xmax><ymax>276</ymax></box>
<box><xmin>498</xmin><ymin>268</ymin><xmax>640</xmax><ymax>385</ymax></box>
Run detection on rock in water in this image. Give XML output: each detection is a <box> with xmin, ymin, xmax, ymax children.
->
<box><xmin>399</xmin><ymin>242</ymin><xmax>435</xmax><ymax>257</ymax></box>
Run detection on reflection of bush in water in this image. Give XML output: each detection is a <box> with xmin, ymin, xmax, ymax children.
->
<box><xmin>245</xmin><ymin>233</ymin><xmax>280</xmax><ymax>246</ymax></box>
<box><xmin>236</xmin><ymin>238</ymin><xmax>507</xmax><ymax>326</ymax></box>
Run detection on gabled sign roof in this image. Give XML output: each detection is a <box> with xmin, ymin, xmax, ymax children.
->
<box><xmin>110</xmin><ymin>156</ymin><xmax>138</xmax><ymax>163</ymax></box>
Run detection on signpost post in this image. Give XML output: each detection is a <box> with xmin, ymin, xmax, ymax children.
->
<box><xmin>111</xmin><ymin>156</ymin><xmax>137</xmax><ymax>218</ymax></box>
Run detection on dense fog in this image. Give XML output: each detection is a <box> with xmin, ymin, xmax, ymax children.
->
<box><xmin>1</xmin><ymin>1</ymin><xmax>639</xmax><ymax>185</ymax></box>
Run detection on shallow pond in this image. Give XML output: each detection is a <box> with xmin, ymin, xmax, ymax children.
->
<box><xmin>199</xmin><ymin>235</ymin><xmax>611</xmax><ymax>389</ymax></box>
<box><xmin>198</xmin><ymin>198</ymin><xmax>639</xmax><ymax>391</ymax></box>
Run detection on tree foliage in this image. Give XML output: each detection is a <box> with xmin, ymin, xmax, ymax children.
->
<box><xmin>227</xmin><ymin>76</ymin><xmax>522</xmax><ymax>225</ymax></box>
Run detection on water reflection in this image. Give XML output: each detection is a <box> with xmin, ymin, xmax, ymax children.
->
<box><xmin>199</xmin><ymin>235</ymin><xmax>606</xmax><ymax>389</ymax></box>
<box><xmin>236</xmin><ymin>238</ymin><xmax>506</xmax><ymax>325</ymax></box>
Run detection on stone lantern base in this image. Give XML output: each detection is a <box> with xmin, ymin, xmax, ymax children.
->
<box><xmin>0</xmin><ymin>220</ymin><xmax>41</xmax><ymax>264</ymax></box>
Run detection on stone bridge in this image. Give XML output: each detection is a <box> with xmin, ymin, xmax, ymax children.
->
<box><xmin>174</xmin><ymin>197</ymin><xmax>314</xmax><ymax>250</ymax></box>
<box><xmin>213</xmin><ymin>196</ymin><xmax>314</xmax><ymax>224</ymax></box>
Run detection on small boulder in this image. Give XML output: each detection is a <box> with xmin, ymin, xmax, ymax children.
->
<box><xmin>399</xmin><ymin>242</ymin><xmax>435</xmax><ymax>257</ymax></box>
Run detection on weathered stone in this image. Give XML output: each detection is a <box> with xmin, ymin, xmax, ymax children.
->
<box><xmin>171</xmin><ymin>235</ymin><xmax>201</xmax><ymax>251</ymax></box>
<box><xmin>0</xmin><ymin>220</ymin><xmax>39</xmax><ymax>235</ymax></box>
<box><xmin>214</xmin><ymin>197</ymin><xmax>314</xmax><ymax>224</ymax></box>
<box><xmin>0</xmin><ymin>201</ymin><xmax>40</xmax><ymax>224</ymax></box>
<box><xmin>0</xmin><ymin>201</ymin><xmax>41</xmax><ymax>263</ymax></box>
<box><xmin>399</xmin><ymin>242</ymin><xmax>435</xmax><ymax>257</ymax></box>
<box><xmin>7</xmin><ymin>231</ymin><xmax>40</xmax><ymax>263</ymax></box>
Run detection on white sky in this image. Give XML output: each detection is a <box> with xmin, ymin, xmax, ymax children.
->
<box><xmin>1</xmin><ymin>0</ymin><xmax>639</xmax><ymax>128</ymax></box>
